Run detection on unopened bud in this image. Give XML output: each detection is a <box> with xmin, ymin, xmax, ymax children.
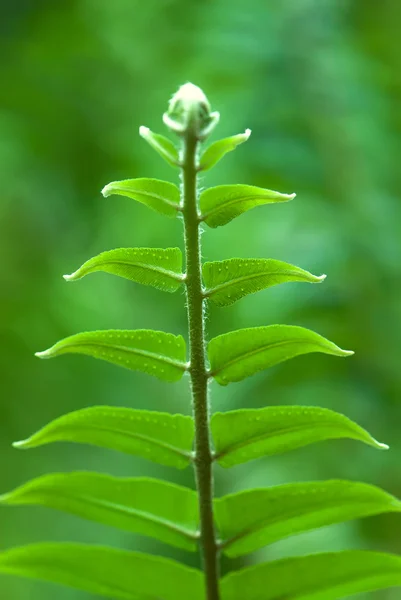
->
<box><xmin>163</xmin><ymin>83</ymin><xmax>220</xmax><ymax>140</ymax></box>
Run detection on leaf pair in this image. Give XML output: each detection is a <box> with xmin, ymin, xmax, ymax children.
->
<box><xmin>14</xmin><ymin>405</ymin><xmax>386</xmax><ymax>471</ymax></box>
<box><xmin>139</xmin><ymin>124</ymin><xmax>250</xmax><ymax>172</ymax></box>
<box><xmin>1</xmin><ymin>544</ymin><xmax>401</xmax><ymax>600</ymax></box>
<box><xmin>103</xmin><ymin>176</ymin><xmax>294</xmax><ymax>227</ymax></box>
<box><xmin>3</xmin><ymin>474</ymin><xmax>399</xmax><ymax>557</ymax></box>
<box><xmin>35</xmin><ymin>325</ymin><xmax>351</xmax><ymax>386</ymax></box>
<box><xmin>65</xmin><ymin>246</ymin><xmax>325</xmax><ymax>308</ymax></box>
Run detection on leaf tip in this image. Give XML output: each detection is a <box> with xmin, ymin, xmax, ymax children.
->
<box><xmin>101</xmin><ymin>183</ymin><xmax>112</xmax><ymax>198</ymax></box>
<box><xmin>139</xmin><ymin>125</ymin><xmax>149</xmax><ymax>138</ymax></box>
<box><xmin>35</xmin><ymin>349</ymin><xmax>52</xmax><ymax>359</ymax></box>
<box><xmin>63</xmin><ymin>272</ymin><xmax>76</xmax><ymax>282</ymax></box>
<box><xmin>317</xmin><ymin>273</ymin><xmax>327</xmax><ymax>282</ymax></box>
<box><xmin>244</xmin><ymin>128</ymin><xmax>252</xmax><ymax>139</ymax></box>
<box><xmin>12</xmin><ymin>439</ymin><xmax>28</xmax><ymax>449</ymax></box>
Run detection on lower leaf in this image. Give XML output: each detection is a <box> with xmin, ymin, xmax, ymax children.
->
<box><xmin>220</xmin><ymin>551</ymin><xmax>401</xmax><ymax>600</ymax></box>
<box><xmin>216</xmin><ymin>480</ymin><xmax>401</xmax><ymax>557</ymax></box>
<box><xmin>0</xmin><ymin>473</ymin><xmax>199</xmax><ymax>552</ymax></box>
<box><xmin>211</xmin><ymin>406</ymin><xmax>388</xmax><ymax>468</ymax></box>
<box><xmin>13</xmin><ymin>406</ymin><xmax>194</xmax><ymax>469</ymax></box>
<box><xmin>0</xmin><ymin>543</ymin><xmax>204</xmax><ymax>600</ymax></box>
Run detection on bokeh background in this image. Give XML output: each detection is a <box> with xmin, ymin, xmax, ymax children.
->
<box><xmin>1</xmin><ymin>0</ymin><xmax>401</xmax><ymax>598</ymax></box>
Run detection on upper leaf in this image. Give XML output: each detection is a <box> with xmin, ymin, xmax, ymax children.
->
<box><xmin>101</xmin><ymin>178</ymin><xmax>181</xmax><ymax>218</ymax></box>
<box><xmin>63</xmin><ymin>247</ymin><xmax>185</xmax><ymax>293</ymax></box>
<box><xmin>211</xmin><ymin>406</ymin><xmax>388</xmax><ymax>468</ymax></box>
<box><xmin>203</xmin><ymin>258</ymin><xmax>325</xmax><ymax>307</ymax></box>
<box><xmin>199</xmin><ymin>184</ymin><xmax>295</xmax><ymax>228</ymax></box>
<box><xmin>0</xmin><ymin>543</ymin><xmax>204</xmax><ymax>600</ymax></box>
<box><xmin>198</xmin><ymin>129</ymin><xmax>251</xmax><ymax>171</ymax></box>
<box><xmin>0</xmin><ymin>473</ymin><xmax>199</xmax><ymax>552</ymax></box>
<box><xmin>14</xmin><ymin>406</ymin><xmax>194</xmax><ymax>469</ymax></box>
<box><xmin>208</xmin><ymin>325</ymin><xmax>353</xmax><ymax>385</ymax></box>
<box><xmin>215</xmin><ymin>480</ymin><xmax>401</xmax><ymax>557</ymax></box>
<box><xmin>139</xmin><ymin>126</ymin><xmax>179</xmax><ymax>167</ymax></box>
<box><xmin>36</xmin><ymin>329</ymin><xmax>188</xmax><ymax>382</ymax></box>
<box><xmin>220</xmin><ymin>550</ymin><xmax>401</xmax><ymax>600</ymax></box>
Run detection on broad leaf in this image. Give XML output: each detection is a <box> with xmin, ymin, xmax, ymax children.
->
<box><xmin>14</xmin><ymin>406</ymin><xmax>194</xmax><ymax>469</ymax></box>
<box><xmin>139</xmin><ymin>126</ymin><xmax>179</xmax><ymax>167</ymax></box>
<box><xmin>0</xmin><ymin>543</ymin><xmax>204</xmax><ymax>600</ymax></box>
<box><xmin>63</xmin><ymin>247</ymin><xmax>184</xmax><ymax>293</ymax></box>
<box><xmin>199</xmin><ymin>184</ymin><xmax>295</xmax><ymax>228</ymax></box>
<box><xmin>35</xmin><ymin>329</ymin><xmax>188</xmax><ymax>382</ymax></box>
<box><xmin>208</xmin><ymin>325</ymin><xmax>353</xmax><ymax>385</ymax></box>
<box><xmin>199</xmin><ymin>129</ymin><xmax>251</xmax><ymax>171</ymax></box>
<box><xmin>203</xmin><ymin>258</ymin><xmax>325</xmax><ymax>306</ymax></box>
<box><xmin>0</xmin><ymin>473</ymin><xmax>199</xmax><ymax>552</ymax></box>
<box><xmin>215</xmin><ymin>480</ymin><xmax>401</xmax><ymax>557</ymax></box>
<box><xmin>220</xmin><ymin>550</ymin><xmax>401</xmax><ymax>600</ymax></box>
<box><xmin>211</xmin><ymin>406</ymin><xmax>388</xmax><ymax>468</ymax></box>
<box><xmin>101</xmin><ymin>178</ymin><xmax>180</xmax><ymax>218</ymax></box>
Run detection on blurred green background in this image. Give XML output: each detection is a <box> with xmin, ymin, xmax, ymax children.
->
<box><xmin>1</xmin><ymin>0</ymin><xmax>401</xmax><ymax>598</ymax></box>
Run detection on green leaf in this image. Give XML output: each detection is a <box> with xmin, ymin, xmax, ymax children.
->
<box><xmin>0</xmin><ymin>473</ymin><xmax>199</xmax><ymax>551</ymax></box>
<box><xmin>199</xmin><ymin>184</ymin><xmax>295</xmax><ymax>228</ymax></box>
<box><xmin>215</xmin><ymin>480</ymin><xmax>401</xmax><ymax>557</ymax></box>
<box><xmin>35</xmin><ymin>329</ymin><xmax>188</xmax><ymax>382</ymax></box>
<box><xmin>208</xmin><ymin>325</ymin><xmax>353</xmax><ymax>385</ymax></box>
<box><xmin>139</xmin><ymin>126</ymin><xmax>179</xmax><ymax>167</ymax></box>
<box><xmin>0</xmin><ymin>543</ymin><xmax>204</xmax><ymax>600</ymax></box>
<box><xmin>211</xmin><ymin>406</ymin><xmax>388</xmax><ymax>468</ymax></box>
<box><xmin>199</xmin><ymin>129</ymin><xmax>251</xmax><ymax>171</ymax></box>
<box><xmin>14</xmin><ymin>406</ymin><xmax>194</xmax><ymax>469</ymax></box>
<box><xmin>203</xmin><ymin>258</ymin><xmax>325</xmax><ymax>307</ymax></box>
<box><xmin>101</xmin><ymin>178</ymin><xmax>180</xmax><ymax>218</ymax></box>
<box><xmin>220</xmin><ymin>551</ymin><xmax>401</xmax><ymax>600</ymax></box>
<box><xmin>63</xmin><ymin>247</ymin><xmax>185</xmax><ymax>292</ymax></box>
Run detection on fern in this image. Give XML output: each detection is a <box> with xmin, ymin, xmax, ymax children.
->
<box><xmin>1</xmin><ymin>83</ymin><xmax>399</xmax><ymax>599</ymax></box>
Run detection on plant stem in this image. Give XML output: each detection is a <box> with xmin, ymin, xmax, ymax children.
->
<box><xmin>182</xmin><ymin>131</ymin><xmax>220</xmax><ymax>600</ymax></box>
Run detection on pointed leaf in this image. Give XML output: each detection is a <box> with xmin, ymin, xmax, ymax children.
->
<box><xmin>203</xmin><ymin>258</ymin><xmax>325</xmax><ymax>306</ymax></box>
<box><xmin>14</xmin><ymin>407</ymin><xmax>194</xmax><ymax>469</ymax></box>
<box><xmin>0</xmin><ymin>543</ymin><xmax>204</xmax><ymax>600</ymax></box>
<box><xmin>64</xmin><ymin>247</ymin><xmax>184</xmax><ymax>293</ymax></box>
<box><xmin>199</xmin><ymin>184</ymin><xmax>295</xmax><ymax>228</ymax></box>
<box><xmin>220</xmin><ymin>551</ymin><xmax>401</xmax><ymax>600</ymax></box>
<box><xmin>199</xmin><ymin>129</ymin><xmax>251</xmax><ymax>171</ymax></box>
<box><xmin>216</xmin><ymin>480</ymin><xmax>401</xmax><ymax>557</ymax></box>
<box><xmin>0</xmin><ymin>473</ymin><xmax>199</xmax><ymax>551</ymax></box>
<box><xmin>102</xmin><ymin>178</ymin><xmax>181</xmax><ymax>218</ymax></box>
<box><xmin>208</xmin><ymin>325</ymin><xmax>353</xmax><ymax>385</ymax></box>
<box><xmin>211</xmin><ymin>406</ymin><xmax>388</xmax><ymax>468</ymax></box>
<box><xmin>36</xmin><ymin>329</ymin><xmax>188</xmax><ymax>382</ymax></box>
<box><xmin>139</xmin><ymin>126</ymin><xmax>179</xmax><ymax>167</ymax></box>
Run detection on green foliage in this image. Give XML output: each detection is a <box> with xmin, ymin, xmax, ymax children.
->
<box><xmin>215</xmin><ymin>480</ymin><xmax>401</xmax><ymax>557</ymax></box>
<box><xmin>102</xmin><ymin>178</ymin><xmax>181</xmax><ymax>217</ymax></box>
<box><xmin>2</xmin><ymin>82</ymin><xmax>399</xmax><ymax>600</ymax></box>
<box><xmin>211</xmin><ymin>406</ymin><xmax>388</xmax><ymax>467</ymax></box>
<box><xmin>35</xmin><ymin>329</ymin><xmax>188</xmax><ymax>382</ymax></box>
<box><xmin>13</xmin><ymin>407</ymin><xmax>194</xmax><ymax>469</ymax></box>
<box><xmin>64</xmin><ymin>247</ymin><xmax>184</xmax><ymax>292</ymax></box>
<box><xmin>138</xmin><ymin>126</ymin><xmax>179</xmax><ymax>168</ymax></box>
<box><xmin>208</xmin><ymin>325</ymin><xmax>353</xmax><ymax>385</ymax></box>
<box><xmin>0</xmin><ymin>543</ymin><xmax>204</xmax><ymax>600</ymax></box>
<box><xmin>203</xmin><ymin>258</ymin><xmax>325</xmax><ymax>306</ymax></box>
<box><xmin>199</xmin><ymin>184</ymin><xmax>295</xmax><ymax>228</ymax></box>
<box><xmin>199</xmin><ymin>130</ymin><xmax>251</xmax><ymax>171</ymax></box>
<box><xmin>0</xmin><ymin>474</ymin><xmax>199</xmax><ymax>551</ymax></box>
<box><xmin>220</xmin><ymin>551</ymin><xmax>401</xmax><ymax>600</ymax></box>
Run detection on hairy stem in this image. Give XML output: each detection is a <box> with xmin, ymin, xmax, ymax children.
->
<box><xmin>182</xmin><ymin>132</ymin><xmax>220</xmax><ymax>600</ymax></box>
